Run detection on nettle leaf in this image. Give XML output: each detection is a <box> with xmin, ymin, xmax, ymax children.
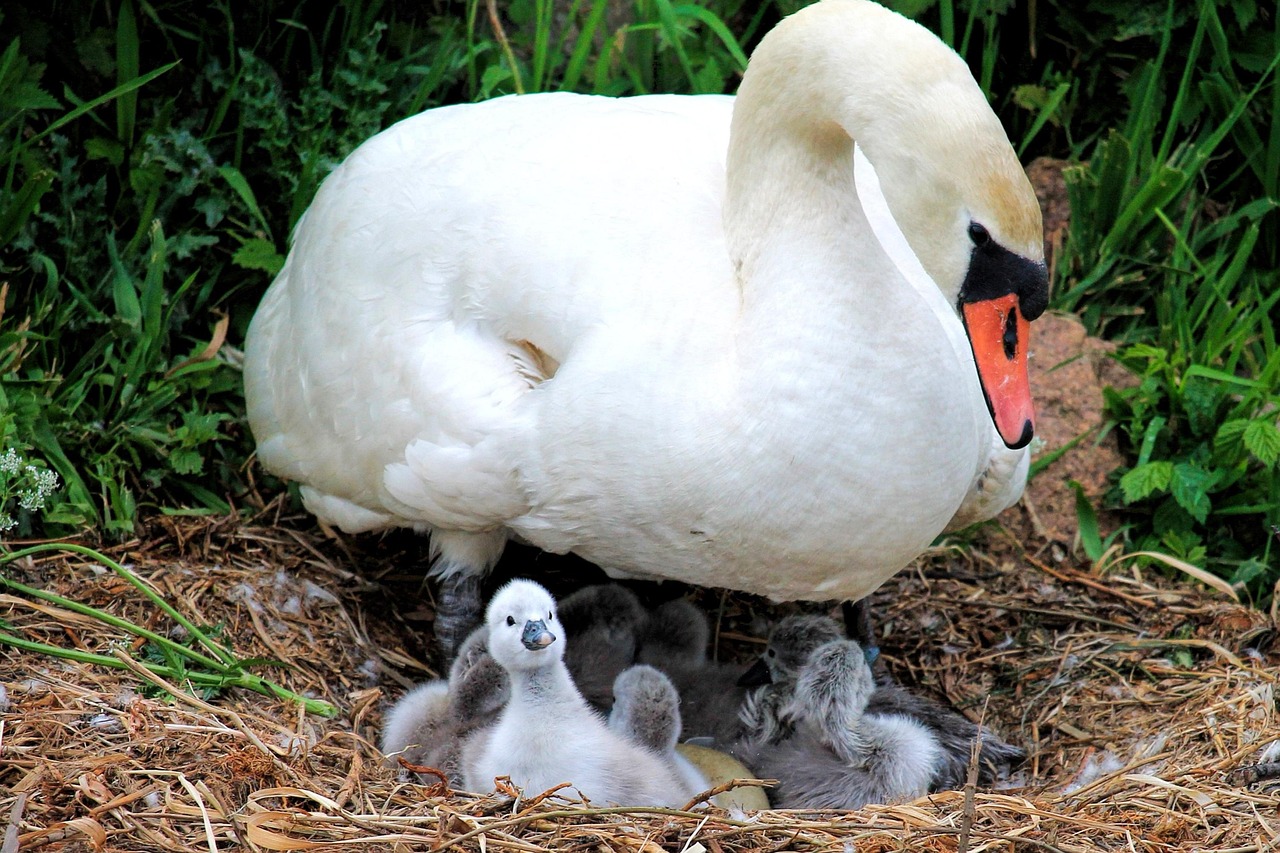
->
<box><xmin>232</xmin><ymin>238</ymin><xmax>285</xmax><ymax>276</ymax></box>
<box><xmin>1243</xmin><ymin>419</ymin><xmax>1280</xmax><ymax>467</ymax></box>
<box><xmin>168</xmin><ymin>447</ymin><xmax>204</xmax><ymax>476</ymax></box>
<box><xmin>1120</xmin><ymin>461</ymin><xmax>1173</xmax><ymax>503</ymax></box>
<box><xmin>1171</xmin><ymin>462</ymin><xmax>1216</xmax><ymax>524</ymax></box>
<box><xmin>1180</xmin><ymin>376</ymin><xmax>1222</xmax><ymax>437</ymax></box>
<box><xmin>1214</xmin><ymin>418</ymin><xmax>1250</xmax><ymax>458</ymax></box>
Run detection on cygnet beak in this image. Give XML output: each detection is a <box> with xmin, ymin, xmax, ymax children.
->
<box><xmin>521</xmin><ymin>619</ymin><xmax>556</xmax><ymax>651</ymax></box>
<box><xmin>737</xmin><ymin>657</ymin><xmax>773</xmax><ymax>687</ymax></box>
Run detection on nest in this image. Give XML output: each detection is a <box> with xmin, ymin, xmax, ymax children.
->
<box><xmin>2</xmin><ymin>510</ymin><xmax>1277</xmax><ymax>852</ymax></box>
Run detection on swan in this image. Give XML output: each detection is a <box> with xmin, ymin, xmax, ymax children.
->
<box><xmin>460</xmin><ymin>579</ymin><xmax>701</xmax><ymax>805</ymax></box>
<box><xmin>242</xmin><ymin>0</ymin><xmax>1048</xmax><ymax>655</ymax></box>
<box><xmin>739</xmin><ymin>638</ymin><xmax>942</xmax><ymax>808</ymax></box>
<box><xmin>380</xmin><ymin>626</ymin><xmax>510</xmax><ymax>786</ymax></box>
<box><xmin>741</xmin><ymin>614</ymin><xmax>1024</xmax><ymax>787</ymax></box>
<box><xmin>608</xmin><ymin>664</ymin><xmax>710</xmax><ymax>794</ymax></box>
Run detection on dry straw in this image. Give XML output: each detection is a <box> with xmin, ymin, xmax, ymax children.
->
<box><xmin>2</xmin><ymin>511</ymin><xmax>1277</xmax><ymax>852</ymax></box>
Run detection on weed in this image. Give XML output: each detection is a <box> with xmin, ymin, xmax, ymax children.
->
<box><xmin>0</xmin><ymin>542</ymin><xmax>337</xmax><ymax>716</ymax></box>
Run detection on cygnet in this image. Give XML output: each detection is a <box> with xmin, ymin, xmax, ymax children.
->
<box><xmin>460</xmin><ymin>579</ymin><xmax>702</xmax><ymax>806</ymax></box>
<box><xmin>740</xmin><ymin>638</ymin><xmax>941</xmax><ymax>808</ymax></box>
<box><xmin>745</xmin><ymin>614</ymin><xmax>1024</xmax><ymax>787</ymax></box>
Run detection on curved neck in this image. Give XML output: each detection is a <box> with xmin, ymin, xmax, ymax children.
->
<box><xmin>724</xmin><ymin>0</ymin><xmax>1011</xmax><ymax>304</ymax></box>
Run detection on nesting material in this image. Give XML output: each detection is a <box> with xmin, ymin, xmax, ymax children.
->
<box><xmin>1</xmin><ymin>511</ymin><xmax>1277</xmax><ymax>852</ymax></box>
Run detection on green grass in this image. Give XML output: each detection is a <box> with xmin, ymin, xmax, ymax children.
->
<box><xmin>1</xmin><ymin>0</ymin><xmax>1278</xmax><ymax>604</ymax></box>
<box><xmin>0</xmin><ymin>542</ymin><xmax>337</xmax><ymax>716</ymax></box>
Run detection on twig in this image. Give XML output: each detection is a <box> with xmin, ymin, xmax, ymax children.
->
<box><xmin>2</xmin><ymin>792</ymin><xmax>25</xmax><ymax>853</ymax></box>
<box><xmin>1232</xmin><ymin>762</ymin><xmax>1280</xmax><ymax>785</ymax></box>
<box><xmin>485</xmin><ymin>0</ymin><xmax>525</xmax><ymax>94</ymax></box>
<box><xmin>680</xmin><ymin>778</ymin><xmax>776</xmax><ymax>812</ymax></box>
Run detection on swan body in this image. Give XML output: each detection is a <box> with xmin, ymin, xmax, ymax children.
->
<box><xmin>460</xmin><ymin>580</ymin><xmax>700</xmax><ymax>806</ymax></box>
<box><xmin>244</xmin><ymin>0</ymin><xmax>1047</xmax><ymax>633</ymax></box>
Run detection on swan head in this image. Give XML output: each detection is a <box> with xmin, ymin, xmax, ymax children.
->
<box><xmin>738</xmin><ymin>614</ymin><xmax>843</xmax><ymax>687</ymax></box>
<box><xmin>731</xmin><ymin>0</ymin><xmax>1049</xmax><ymax>450</ymax></box>
<box><xmin>485</xmin><ymin>579</ymin><xmax>563</xmax><ymax>672</ymax></box>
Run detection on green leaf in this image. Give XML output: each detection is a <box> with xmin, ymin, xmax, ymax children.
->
<box><xmin>217</xmin><ymin>165</ymin><xmax>272</xmax><ymax>236</ymax></box>
<box><xmin>1230</xmin><ymin>557</ymin><xmax>1268</xmax><ymax>588</ymax></box>
<box><xmin>85</xmin><ymin>137</ymin><xmax>124</xmax><ymax>165</ymax></box>
<box><xmin>1069</xmin><ymin>480</ymin><xmax>1103</xmax><ymax>562</ymax></box>
<box><xmin>0</xmin><ymin>167</ymin><xmax>54</xmax><ymax>246</ymax></box>
<box><xmin>168</xmin><ymin>447</ymin><xmax>204</xmax><ymax>476</ymax></box>
<box><xmin>1243</xmin><ymin>419</ymin><xmax>1280</xmax><ymax>467</ymax></box>
<box><xmin>232</xmin><ymin>238</ymin><xmax>285</xmax><ymax>276</ymax></box>
<box><xmin>1120</xmin><ymin>461</ymin><xmax>1173</xmax><ymax>503</ymax></box>
<box><xmin>1180</xmin><ymin>376</ymin><xmax>1222</xmax><ymax>437</ymax></box>
<box><xmin>1171</xmin><ymin>463</ymin><xmax>1216</xmax><ymax>524</ymax></box>
<box><xmin>1215</xmin><ymin>418</ymin><xmax>1250</xmax><ymax>458</ymax></box>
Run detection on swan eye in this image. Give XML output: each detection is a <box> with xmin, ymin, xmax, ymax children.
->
<box><xmin>547</xmin><ymin>611</ymin><xmax>553</xmax><ymax>621</ymax></box>
<box><xmin>968</xmin><ymin>222</ymin><xmax>991</xmax><ymax>247</ymax></box>
<box><xmin>506</xmin><ymin>615</ymin><xmax>515</xmax><ymax>627</ymax></box>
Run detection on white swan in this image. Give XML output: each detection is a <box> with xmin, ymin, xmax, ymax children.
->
<box><xmin>243</xmin><ymin>0</ymin><xmax>1047</xmax><ymax>652</ymax></box>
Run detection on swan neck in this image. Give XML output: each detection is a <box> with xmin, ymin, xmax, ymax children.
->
<box><xmin>510</xmin><ymin>663</ymin><xmax>575</xmax><ymax>707</ymax></box>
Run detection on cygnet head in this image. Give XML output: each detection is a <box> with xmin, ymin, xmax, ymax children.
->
<box><xmin>739</xmin><ymin>614</ymin><xmax>843</xmax><ymax>686</ymax></box>
<box><xmin>485</xmin><ymin>579</ymin><xmax>563</xmax><ymax>673</ymax></box>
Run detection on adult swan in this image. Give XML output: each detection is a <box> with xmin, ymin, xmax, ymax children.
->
<box><xmin>244</xmin><ymin>0</ymin><xmax>1049</xmax><ymax>655</ymax></box>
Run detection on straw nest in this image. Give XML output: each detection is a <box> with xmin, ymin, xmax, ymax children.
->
<box><xmin>2</xmin><ymin>506</ymin><xmax>1277</xmax><ymax>853</ymax></box>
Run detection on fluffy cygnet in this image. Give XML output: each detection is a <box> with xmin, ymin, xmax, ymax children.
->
<box><xmin>381</xmin><ymin>625</ymin><xmax>510</xmax><ymax>786</ymax></box>
<box><xmin>740</xmin><ymin>638</ymin><xmax>941</xmax><ymax>808</ymax></box>
<box><xmin>460</xmin><ymin>579</ymin><xmax>701</xmax><ymax>806</ymax></box>
<box><xmin>557</xmin><ymin>583</ymin><xmax>648</xmax><ymax>711</ymax></box>
<box><xmin>610</xmin><ymin>664</ymin><xmax>710</xmax><ymax>797</ymax></box>
<box><xmin>381</xmin><ymin>679</ymin><xmax>452</xmax><ymax>773</ymax></box>
<box><xmin>747</xmin><ymin>614</ymin><xmax>1024</xmax><ymax>788</ymax></box>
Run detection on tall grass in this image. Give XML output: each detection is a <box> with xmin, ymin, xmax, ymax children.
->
<box><xmin>1</xmin><ymin>0</ymin><xmax>1277</xmax><ymax>602</ymax></box>
<box><xmin>1046</xmin><ymin>0</ymin><xmax>1280</xmax><ymax>599</ymax></box>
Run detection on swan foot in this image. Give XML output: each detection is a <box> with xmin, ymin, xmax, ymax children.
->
<box><xmin>435</xmin><ymin>572</ymin><xmax>484</xmax><ymax>661</ymax></box>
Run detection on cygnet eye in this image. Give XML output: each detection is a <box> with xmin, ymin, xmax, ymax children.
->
<box><xmin>766</xmin><ymin>649</ymin><xmax>776</xmax><ymax>659</ymax></box>
<box><xmin>506</xmin><ymin>615</ymin><xmax>515</xmax><ymax>627</ymax></box>
<box><xmin>547</xmin><ymin>611</ymin><xmax>552</xmax><ymax>621</ymax></box>
<box><xmin>968</xmin><ymin>221</ymin><xmax>991</xmax><ymax>247</ymax></box>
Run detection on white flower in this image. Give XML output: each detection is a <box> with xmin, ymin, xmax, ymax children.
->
<box><xmin>18</xmin><ymin>466</ymin><xmax>60</xmax><ymax>511</ymax></box>
<box><xmin>0</xmin><ymin>449</ymin><xmax>19</xmax><ymax>475</ymax></box>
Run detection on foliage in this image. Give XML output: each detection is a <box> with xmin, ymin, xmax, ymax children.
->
<box><xmin>0</xmin><ymin>0</ymin><xmax>1277</xmax><ymax>600</ymax></box>
<box><xmin>0</xmin><ymin>0</ymin><xmax>754</xmax><ymax>541</ymax></box>
<box><xmin>1043</xmin><ymin>0</ymin><xmax>1280</xmax><ymax>600</ymax></box>
<box><xmin>0</xmin><ymin>443</ymin><xmax>60</xmax><ymax>535</ymax></box>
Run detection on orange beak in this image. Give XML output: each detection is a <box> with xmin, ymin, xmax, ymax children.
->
<box><xmin>961</xmin><ymin>293</ymin><xmax>1034</xmax><ymax>449</ymax></box>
